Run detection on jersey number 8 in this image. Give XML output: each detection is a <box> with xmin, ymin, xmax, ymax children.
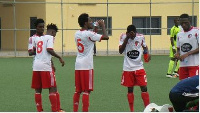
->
<box><xmin>37</xmin><ymin>41</ymin><xmax>43</xmax><ymax>53</ymax></box>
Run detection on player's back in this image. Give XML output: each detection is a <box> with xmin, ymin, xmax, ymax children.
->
<box><xmin>74</xmin><ymin>30</ymin><xmax>99</xmax><ymax>70</ymax></box>
<box><xmin>33</xmin><ymin>35</ymin><xmax>54</xmax><ymax>71</ymax></box>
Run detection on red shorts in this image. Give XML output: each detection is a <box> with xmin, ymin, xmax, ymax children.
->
<box><xmin>179</xmin><ymin>66</ymin><xmax>199</xmax><ymax>80</ymax></box>
<box><xmin>31</xmin><ymin>71</ymin><xmax>57</xmax><ymax>89</ymax></box>
<box><xmin>75</xmin><ymin>70</ymin><xmax>94</xmax><ymax>92</ymax></box>
<box><xmin>121</xmin><ymin>69</ymin><xmax>147</xmax><ymax>87</ymax></box>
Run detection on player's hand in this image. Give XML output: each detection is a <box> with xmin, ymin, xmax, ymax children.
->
<box><xmin>172</xmin><ymin>49</ymin><xmax>176</xmax><ymax>55</ymax></box>
<box><xmin>59</xmin><ymin>58</ymin><xmax>65</xmax><ymax>67</ymax></box>
<box><xmin>126</xmin><ymin>31</ymin><xmax>135</xmax><ymax>38</ymax></box>
<box><xmin>97</xmin><ymin>19</ymin><xmax>105</xmax><ymax>27</ymax></box>
<box><xmin>174</xmin><ymin>53</ymin><xmax>180</xmax><ymax>60</ymax></box>
<box><xmin>179</xmin><ymin>53</ymin><xmax>189</xmax><ymax>61</ymax></box>
<box><xmin>147</xmin><ymin>54</ymin><xmax>151</xmax><ymax>61</ymax></box>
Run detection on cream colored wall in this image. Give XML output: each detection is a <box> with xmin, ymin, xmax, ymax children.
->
<box><xmin>0</xmin><ymin>0</ymin><xmax>199</xmax><ymax>52</ymax></box>
<box><xmin>0</xmin><ymin>0</ymin><xmax>46</xmax><ymax>51</ymax></box>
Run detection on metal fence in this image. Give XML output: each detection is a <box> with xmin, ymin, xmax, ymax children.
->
<box><xmin>0</xmin><ymin>0</ymin><xmax>199</xmax><ymax>57</ymax></box>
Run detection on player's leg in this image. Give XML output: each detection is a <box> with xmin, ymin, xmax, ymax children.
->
<box><xmin>136</xmin><ymin>69</ymin><xmax>150</xmax><ymax>107</ymax></box>
<box><xmin>166</xmin><ymin>57</ymin><xmax>176</xmax><ymax>78</ymax></box>
<box><xmin>41</xmin><ymin>71</ymin><xmax>58</xmax><ymax>112</ymax></box>
<box><xmin>173</xmin><ymin>60</ymin><xmax>180</xmax><ymax>77</ymax></box>
<box><xmin>121</xmin><ymin>71</ymin><xmax>135</xmax><ymax>111</ymax></box>
<box><xmin>31</xmin><ymin>71</ymin><xmax>43</xmax><ymax>112</ymax></box>
<box><xmin>127</xmin><ymin>87</ymin><xmax>134</xmax><ymax>112</ymax></box>
<box><xmin>73</xmin><ymin>70</ymin><xmax>82</xmax><ymax>112</ymax></box>
<box><xmin>140</xmin><ymin>86</ymin><xmax>150</xmax><ymax>107</ymax></box>
<box><xmin>81</xmin><ymin>70</ymin><xmax>93</xmax><ymax>112</ymax></box>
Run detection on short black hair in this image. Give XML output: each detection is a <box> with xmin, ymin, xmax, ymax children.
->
<box><xmin>34</xmin><ymin>18</ymin><xmax>44</xmax><ymax>27</ymax></box>
<box><xmin>180</xmin><ymin>13</ymin><xmax>189</xmax><ymax>19</ymax></box>
<box><xmin>78</xmin><ymin>13</ymin><xmax>89</xmax><ymax>27</ymax></box>
<box><xmin>47</xmin><ymin>23</ymin><xmax>58</xmax><ymax>32</ymax></box>
<box><xmin>127</xmin><ymin>25</ymin><xmax>137</xmax><ymax>33</ymax></box>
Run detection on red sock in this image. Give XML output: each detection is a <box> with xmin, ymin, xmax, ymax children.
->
<box><xmin>56</xmin><ymin>92</ymin><xmax>61</xmax><ymax>110</ymax></box>
<box><xmin>35</xmin><ymin>93</ymin><xmax>43</xmax><ymax>112</ymax></box>
<box><xmin>82</xmin><ymin>92</ymin><xmax>89</xmax><ymax>112</ymax></box>
<box><xmin>141</xmin><ymin>92</ymin><xmax>150</xmax><ymax>107</ymax></box>
<box><xmin>73</xmin><ymin>92</ymin><xmax>80</xmax><ymax>112</ymax></box>
<box><xmin>127</xmin><ymin>93</ymin><xmax>134</xmax><ymax>112</ymax></box>
<box><xmin>49</xmin><ymin>93</ymin><xmax>57</xmax><ymax>112</ymax></box>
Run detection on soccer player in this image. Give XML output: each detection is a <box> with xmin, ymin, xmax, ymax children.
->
<box><xmin>73</xmin><ymin>13</ymin><xmax>109</xmax><ymax>112</ymax></box>
<box><xmin>169</xmin><ymin>75</ymin><xmax>199</xmax><ymax>112</ymax></box>
<box><xmin>175</xmin><ymin>13</ymin><xmax>199</xmax><ymax>80</ymax></box>
<box><xmin>30</xmin><ymin>23</ymin><xmax>65</xmax><ymax>112</ymax></box>
<box><xmin>166</xmin><ymin>18</ymin><xmax>182</xmax><ymax>78</ymax></box>
<box><xmin>119</xmin><ymin>25</ymin><xmax>151</xmax><ymax>112</ymax></box>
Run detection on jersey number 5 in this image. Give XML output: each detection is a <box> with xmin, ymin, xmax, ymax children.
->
<box><xmin>77</xmin><ymin>39</ymin><xmax>84</xmax><ymax>53</ymax></box>
<box><xmin>37</xmin><ymin>41</ymin><xmax>43</xmax><ymax>53</ymax></box>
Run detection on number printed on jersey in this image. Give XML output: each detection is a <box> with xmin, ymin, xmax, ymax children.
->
<box><xmin>37</xmin><ymin>41</ymin><xmax>43</xmax><ymax>53</ymax></box>
<box><xmin>77</xmin><ymin>39</ymin><xmax>84</xmax><ymax>53</ymax></box>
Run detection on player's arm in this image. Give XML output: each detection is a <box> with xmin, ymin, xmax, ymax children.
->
<box><xmin>47</xmin><ymin>49</ymin><xmax>65</xmax><ymax>67</ymax></box>
<box><xmin>179</xmin><ymin>47</ymin><xmax>199</xmax><ymax>61</ymax></box>
<box><xmin>51</xmin><ymin>59</ymin><xmax>56</xmax><ymax>72</ymax></box>
<box><xmin>119</xmin><ymin>32</ymin><xmax>134</xmax><ymax>54</ymax></box>
<box><xmin>28</xmin><ymin>49</ymin><xmax>36</xmax><ymax>56</ymax></box>
<box><xmin>97</xmin><ymin>19</ymin><xmax>109</xmax><ymax>40</ymax></box>
<box><xmin>142</xmin><ymin>43</ymin><xmax>151</xmax><ymax>62</ymax></box>
<box><xmin>170</xmin><ymin>28</ymin><xmax>176</xmax><ymax>54</ymax></box>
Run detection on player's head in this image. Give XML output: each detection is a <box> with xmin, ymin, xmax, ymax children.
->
<box><xmin>78</xmin><ymin>13</ymin><xmax>93</xmax><ymax>29</ymax></box>
<box><xmin>34</xmin><ymin>18</ymin><xmax>45</xmax><ymax>35</ymax></box>
<box><xmin>126</xmin><ymin>25</ymin><xmax>137</xmax><ymax>38</ymax></box>
<box><xmin>47</xmin><ymin>23</ymin><xmax>58</xmax><ymax>37</ymax></box>
<box><xmin>179</xmin><ymin>13</ymin><xmax>191</xmax><ymax>31</ymax></box>
<box><xmin>174</xmin><ymin>17</ymin><xmax>179</xmax><ymax>26</ymax></box>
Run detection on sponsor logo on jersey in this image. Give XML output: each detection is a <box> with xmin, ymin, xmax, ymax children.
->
<box><xmin>127</xmin><ymin>50</ymin><xmax>140</xmax><ymax>59</ymax></box>
<box><xmin>181</xmin><ymin>43</ymin><xmax>192</xmax><ymax>52</ymax></box>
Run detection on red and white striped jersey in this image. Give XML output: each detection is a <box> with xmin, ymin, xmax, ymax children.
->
<box><xmin>177</xmin><ymin>27</ymin><xmax>199</xmax><ymax>67</ymax></box>
<box><xmin>75</xmin><ymin>29</ymin><xmax>102</xmax><ymax>70</ymax></box>
<box><xmin>119</xmin><ymin>33</ymin><xmax>147</xmax><ymax>71</ymax></box>
<box><xmin>32</xmin><ymin>35</ymin><xmax>54</xmax><ymax>71</ymax></box>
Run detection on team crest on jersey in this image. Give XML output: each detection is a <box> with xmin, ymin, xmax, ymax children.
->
<box><xmin>188</xmin><ymin>34</ymin><xmax>192</xmax><ymax>38</ymax></box>
<box><xmin>135</xmin><ymin>41</ymin><xmax>139</xmax><ymax>46</ymax></box>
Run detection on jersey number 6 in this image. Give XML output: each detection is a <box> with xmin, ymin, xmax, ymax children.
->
<box><xmin>77</xmin><ymin>39</ymin><xmax>84</xmax><ymax>53</ymax></box>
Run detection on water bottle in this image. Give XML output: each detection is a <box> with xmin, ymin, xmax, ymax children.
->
<box><xmin>93</xmin><ymin>22</ymin><xmax>99</xmax><ymax>27</ymax></box>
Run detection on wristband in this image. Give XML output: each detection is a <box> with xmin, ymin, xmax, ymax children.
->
<box><xmin>172</xmin><ymin>46</ymin><xmax>175</xmax><ymax>49</ymax></box>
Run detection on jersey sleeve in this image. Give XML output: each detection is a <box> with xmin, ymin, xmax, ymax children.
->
<box><xmin>195</xmin><ymin>29</ymin><xmax>199</xmax><ymax>45</ymax></box>
<box><xmin>141</xmin><ymin>36</ymin><xmax>147</xmax><ymax>47</ymax></box>
<box><xmin>47</xmin><ymin>36</ymin><xmax>54</xmax><ymax>50</ymax></box>
<box><xmin>87</xmin><ymin>31</ymin><xmax>102</xmax><ymax>42</ymax></box>
<box><xmin>28</xmin><ymin>37</ymin><xmax>33</xmax><ymax>51</ymax></box>
<box><xmin>119</xmin><ymin>33</ymin><xmax>126</xmax><ymax>46</ymax></box>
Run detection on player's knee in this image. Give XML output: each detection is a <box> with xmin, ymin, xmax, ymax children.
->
<box><xmin>128</xmin><ymin>87</ymin><xmax>133</xmax><ymax>93</ymax></box>
<box><xmin>35</xmin><ymin>88</ymin><xmax>42</xmax><ymax>93</ymax></box>
<box><xmin>140</xmin><ymin>86</ymin><xmax>147</xmax><ymax>92</ymax></box>
<box><xmin>49</xmin><ymin>87</ymin><xmax>57</xmax><ymax>93</ymax></box>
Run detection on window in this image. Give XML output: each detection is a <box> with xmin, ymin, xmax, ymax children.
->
<box><xmin>167</xmin><ymin>16</ymin><xmax>197</xmax><ymax>35</ymax></box>
<box><xmin>91</xmin><ymin>17</ymin><xmax>112</xmax><ymax>35</ymax></box>
<box><xmin>132</xmin><ymin>17</ymin><xmax>161</xmax><ymax>35</ymax></box>
<box><xmin>30</xmin><ymin>17</ymin><xmax>37</xmax><ymax>37</ymax></box>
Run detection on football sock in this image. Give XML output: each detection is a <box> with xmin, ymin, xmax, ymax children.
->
<box><xmin>73</xmin><ymin>92</ymin><xmax>80</xmax><ymax>112</ymax></box>
<box><xmin>174</xmin><ymin>60</ymin><xmax>180</xmax><ymax>72</ymax></box>
<box><xmin>49</xmin><ymin>93</ymin><xmax>57</xmax><ymax>112</ymax></box>
<box><xmin>167</xmin><ymin>60</ymin><xmax>174</xmax><ymax>74</ymax></box>
<box><xmin>82</xmin><ymin>92</ymin><xmax>89</xmax><ymax>112</ymax></box>
<box><xmin>141</xmin><ymin>92</ymin><xmax>150</xmax><ymax>107</ymax></box>
<box><xmin>35</xmin><ymin>93</ymin><xmax>43</xmax><ymax>112</ymax></box>
<box><xmin>56</xmin><ymin>92</ymin><xmax>61</xmax><ymax>110</ymax></box>
<box><xmin>127</xmin><ymin>93</ymin><xmax>134</xmax><ymax>112</ymax></box>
